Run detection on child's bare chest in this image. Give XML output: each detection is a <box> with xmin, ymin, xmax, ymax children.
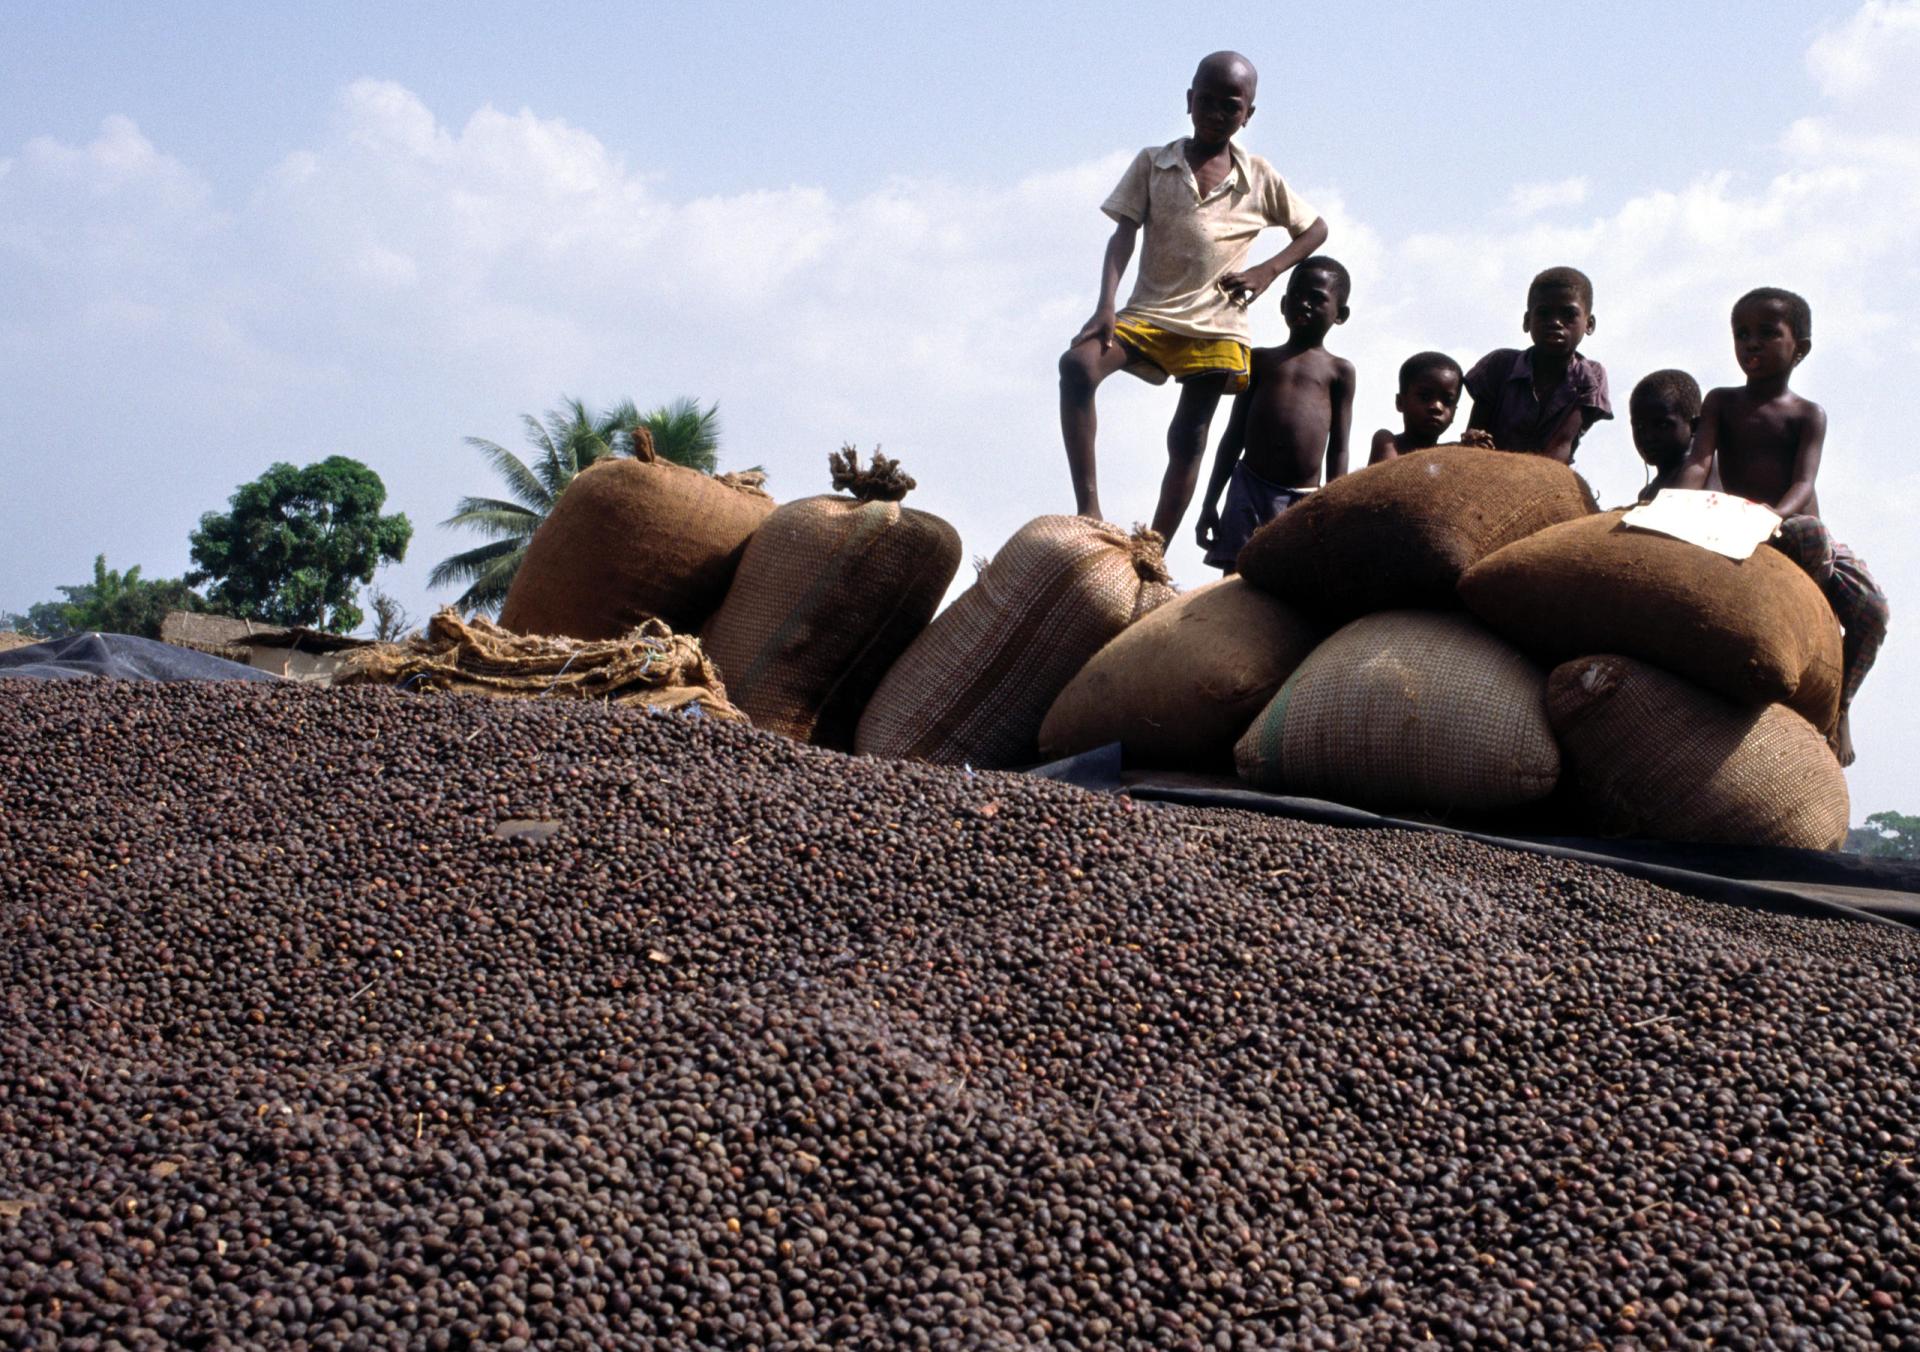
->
<box><xmin>1253</xmin><ymin>349</ymin><xmax>1337</xmax><ymax>394</ymax></box>
<box><xmin>1719</xmin><ymin>398</ymin><xmax>1804</xmax><ymax>456</ymax></box>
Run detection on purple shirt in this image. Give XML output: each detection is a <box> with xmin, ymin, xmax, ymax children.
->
<box><xmin>1464</xmin><ymin>348</ymin><xmax>1613</xmax><ymax>458</ymax></box>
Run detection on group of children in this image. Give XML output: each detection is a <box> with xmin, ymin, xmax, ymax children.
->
<box><xmin>1059</xmin><ymin>50</ymin><xmax>1888</xmax><ymax>764</ymax></box>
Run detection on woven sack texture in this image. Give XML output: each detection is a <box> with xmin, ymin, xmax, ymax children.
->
<box><xmin>855</xmin><ymin>516</ymin><xmax>1174</xmax><ymax>768</ymax></box>
<box><xmin>1545</xmin><ymin>655</ymin><xmax>1849</xmax><ymax>850</ymax></box>
<box><xmin>1235</xmin><ymin>445</ymin><xmax>1597</xmax><ymax>623</ymax></box>
<box><xmin>701</xmin><ymin>450</ymin><xmax>962</xmax><ymax>749</ymax></box>
<box><xmin>1458</xmin><ymin>510</ymin><xmax>1843</xmax><ymax>731</ymax></box>
<box><xmin>1234</xmin><ymin>610</ymin><xmax>1560</xmax><ymax>811</ymax></box>
<box><xmin>499</xmin><ymin>431</ymin><xmax>774</xmax><ymax>640</ymax></box>
<box><xmin>338</xmin><ymin>608</ymin><xmax>744</xmax><ymax>721</ymax></box>
<box><xmin>1039</xmin><ymin>577</ymin><xmax>1322</xmax><ymax>769</ymax></box>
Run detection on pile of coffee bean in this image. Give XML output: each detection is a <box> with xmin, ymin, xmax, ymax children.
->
<box><xmin>1</xmin><ymin>679</ymin><xmax>1915</xmax><ymax>1349</ymax></box>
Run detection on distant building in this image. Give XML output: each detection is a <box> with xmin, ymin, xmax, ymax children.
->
<box><xmin>159</xmin><ymin>611</ymin><xmax>370</xmax><ymax>683</ymax></box>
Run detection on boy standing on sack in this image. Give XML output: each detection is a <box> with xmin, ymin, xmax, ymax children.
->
<box><xmin>1058</xmin><ymin>50</ymin><xmax>1328</xmax><ymax>540</ymax></box>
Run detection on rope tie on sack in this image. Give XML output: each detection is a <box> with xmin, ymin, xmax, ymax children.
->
<box><xmin>626</xmin><ymin>422</ymin><xmax>772</xmax><ymax>499</ymax></box>
<box><xmin>1125</xmin><ymin>525</ymin><xmax>1172</xmax><ymax>585</ymax></box>
<box><xmin>829</xmin><ymin>445</ymin><xmax>917</xmax><ymax>503</ymax></box>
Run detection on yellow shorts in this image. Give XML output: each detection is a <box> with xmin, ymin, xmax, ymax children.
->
<box><xmin>1114</xmin><ymin>316</ymin><xmax>1250</xmax><ymax>393</ymax></box>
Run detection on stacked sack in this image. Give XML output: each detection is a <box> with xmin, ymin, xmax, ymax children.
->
<box><xmin>702</xmin><ymin>449</ymin><xmax>961</xmax><ymax>750</ymax></box>
<box><xmin>859</xmin><ymin>517</ymin><xmax>1174</xmax><ymax>769</ymax></box>
<box><xmin>1228</xmin><ymin>446</ymin><xmax>1596</xmax><ymax>818</ymax></box>
<box><xmin>1039</xmin><ymin>576</ymin><xmax>1322</xmax><ymax>771</ymax></box>
<box><xmin>501</xmin><ymin>428</ymin><xmax>775</xmax><ymax>639</ymax></box>
<box><xmin>1459</xmin><ymin>510</ymin><xmax>1848</xmax><ymax>848</ymax></box>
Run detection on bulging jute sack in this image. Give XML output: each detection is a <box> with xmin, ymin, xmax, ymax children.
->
<box><xmin>1457</xmin><ymin>510</ymin><xmax>1843</xmax><ymax>731</ymax></box>
<box><xmin>701</xmin><ymin>449</ymin><xmax>962</xmax><ymax>749</ymax></box>
<box><xmin>1546</xmin><ymin>655</ymin><xmax>1849</xmax><ymax>850</ymax></box>
<box><xmin>1234</xmin><ymin>610</ymin><xmax>1560</xmax><ymax>812</ymax></box>
<box><xmin>1038</xmin><ymin>577</ymin><xmax>1321</xmax><ymax>770</ymax></box>
<box><xmin>499</xmin><ymin>429</ymin><xmax>775</xmax><ymax>640</ymax></box>
<box><xmin>855</xmin><ymin>516</ymin><xmax>1175</xmax><ymax>768</ymax></box>
<box><xmin>1235</xmin><ymin>445</ymin><xmax>1597</xmax><ymax>623</ymax></box>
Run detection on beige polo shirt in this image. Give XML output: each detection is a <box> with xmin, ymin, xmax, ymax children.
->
<box><xmin>1102</xmin><ymin>139</ymin><xmax>1319</xmax><ymax>342</ymax></box>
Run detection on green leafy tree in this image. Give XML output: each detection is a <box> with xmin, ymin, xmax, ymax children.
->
<box><xmin>188</xmin><ymin>458</ymin><xmax>412</xmax><ymax>633</ymax></box>
<box><xmin>431</xmin><ymin>396</ymin><xmax>723</xmax><ymax>614</ymax></box>
<box><xmin>3</xmin><ymin>556</ymin><xmax>212</xmax><ymax>640</ymax></box>
<box><xmin>1849</xmin><ymin>811</ymin><xmax>1920</xmax><ymax>860</ymax></box>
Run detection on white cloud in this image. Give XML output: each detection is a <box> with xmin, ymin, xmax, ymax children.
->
<box><xmin>1507</xmin><ymin>176</ymin><xmax>1589</xmax><ymax>217</ymax></box>
<box><xmin>1807</xmin><ymin>0</ymin><xmax>1920</xmax><ymax>101</ymax></box>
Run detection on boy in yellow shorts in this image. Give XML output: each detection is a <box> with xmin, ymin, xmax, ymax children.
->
<box><xmin>1059</xmin><ymin>50</ymin><xmax>1328</xmax><ymax>539</ymax></box>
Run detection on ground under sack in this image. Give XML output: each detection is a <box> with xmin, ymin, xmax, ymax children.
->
<box><xmin>338</xmin><ymin>608</ymin><xmax>744</xmax><ymax>721</ymax></box>
<box><xmin>1235</xmin><ymin>610</ymin><xmax>1560</xmax><ymax>813</ymax></box>
<box><xmin>1038</xmin><ymin>577</ymin><xmax>1321</xmax><ymax>770</ymax></box>
<box><xmin>856</xmin><ymin>516</ymin><xmax>1173</xmax><ymax>768</ymax></box>
<box><xmin>1546</xmin><ymin>655</ymin><xmax>1849</xmax><ymax>851</ymax></box>
<box><xmin>701</xmin><ymin>449</ymin><xmax>961</xmax><ymax>749</ymax></box>
<box><xmin>499</xmin><ymin>429</ymin><xmax>775</xmax><ymax>640</ymax></box>
<box><xmin>1235</xmin><ymin>445</ymin><xmax>1597</xmax><ymax>623</ymax></box>
<box><xmin>1459</xmin><ymin>510</ymin><xmax>1844</xmax><ymax>732</ymax></box>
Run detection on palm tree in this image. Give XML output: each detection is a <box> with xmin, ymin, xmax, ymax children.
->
<box><xmin>636</xmin><ymin>396</ymin><xmax>721</xmax><ymax>474</ymax></box>
<box><xmin>430</xmin><ymin>397</ymin><xmax>723</xmax><ymax>614</ymax></box>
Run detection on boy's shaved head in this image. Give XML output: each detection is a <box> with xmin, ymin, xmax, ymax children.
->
<box><xmin>1295</xmin><ymin>255</ymin><xmax>1351</xmax><ymax>303</ymax></box>
<box><xmin>1736</xmin><ymin>286</ymin><xmax>1812</xmax><ymax>341</ymax></box>
<box><xmin>1399</xmin><ymin>350</ymin><xmax>1463</xmax><ymax>392</ymax></box>
<box><xmin>1194</xmin><ymin>51</ymin><xmax>1258</xmax><ymax>95</ymax></box>
<box><xmin>1529</xmin><ymin>265</ymin><xmax>1593</xmax><ymax>309</ymax></box>
<box><xmin>1632</xmin><ymin>368</ymin><xmax>1702</xmax><ymax>419</ymax></box>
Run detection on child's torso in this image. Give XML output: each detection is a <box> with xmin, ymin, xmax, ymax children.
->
<box><xmin>1713</xmin><ymin>388</ymin><xmax>1820</xmax><ymax>516</ymax></box>
<box><xmin>1241</xmin><ymin>347</ymin><xmax>1343</xmax><ymax>486</ymax></box>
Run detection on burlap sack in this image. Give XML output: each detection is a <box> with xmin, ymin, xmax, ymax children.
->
<box><xmin>1038</xmin><ymin>578</ymin><xmax>1322</xmax><ymax>769</ymax></box>
<box><xmin>499</xmin><ymin>429</ymin><xmax>775</xmax><ymax>639</ymax></box>
<box><xmin>701</xmin><ymin>449</ymin><xmax>962</xmax><ymax>749</ymax></box>
<box><xmin>1458</xmin><ymin>510</ymin><xmax>1843</xmax><ymax>731</ymax></box>
<box><xmin>1234</xmin><ymin>610</ymin><xmax>1560</xmax><ymax>812</ymax></box>
<box><xmin>1546</xmin><ymin>655</ymin><xmax>1848</xmax><ymax>850</ymax></box>
<box><xmin>338</xmin><ymin>608</ymin><xmax>744</xmax><ymax>721</ymax></box>
<box><xmin>1236</xmin><ymin>445</ymin><xmax>1597</xmax><ymax>623</ymax></box>
<box><xmin>855</xmin><ymin>516</ymin><xmax>1174</xmax><ymax>768</ymax></box>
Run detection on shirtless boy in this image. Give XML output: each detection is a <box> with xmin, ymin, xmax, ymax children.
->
<box><xmin>1674</xmin><ymin>287</ymin><xmax>1888</xmax><ymax>762</ymax></box>
<box><xmin>1628</xmin><ymin>369</ymin><xmax>1701</xmax><ymax>502</ymax></box>
<box><xmin>1369</xmin><ymin>351</ymin><xmax>1464</xmax><ymax>464</ymax></box>
<box><xmin>1194</xmin><ymin>257</ymin><xmax>1354</xmax><ymax>572</ymax></box>
<box><xmin>1060</xmin><ymin>50</ymin><xmax>1329</xmax><ymax>539</ymax></box>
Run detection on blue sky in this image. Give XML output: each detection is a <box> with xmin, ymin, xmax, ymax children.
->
<box><xmin>3</xmin><ymin>1</ymin><xmax>1916</xmax><ymax>818</ymax></box>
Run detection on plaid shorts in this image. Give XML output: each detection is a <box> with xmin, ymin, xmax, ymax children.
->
<box><xmin>1770</xmin><ymin>514</ymin><xmax>1889</xmax><ymax>712</ymax></box>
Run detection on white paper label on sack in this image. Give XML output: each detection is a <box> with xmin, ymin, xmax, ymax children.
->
<box><xmin>1621</xmin><ymin>489</ymin><xmax>1781</xmax><ymax>560</ymax></box>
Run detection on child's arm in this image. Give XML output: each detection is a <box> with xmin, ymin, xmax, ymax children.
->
<box><xmin>1070</xmin><ymin>219</ymin><xmax>1140</xmax><ymax>350</ymax></box>
<box><xmin>1194</xmin><ymin>386</ymin><xmax>1252</xmax><ymax>551</ymax></box>
<box><xmin>1539</xmin><ymin>405</ymin><xmax>1587</xmax><ymax>465</ymax></box>
<box><xmin>1368</xmin><ymin>428</ymin><xmax>1398</xmax><ymax>465</ymax></box>
<box><xmin>1773</xmin><ymin>405</ymin><xmax>1826</xmax><ymax>517</ymax></box>
<box><xmin>1673</xmin><ymin>390</ymin><xmax>1722</xmax><ymax>490</ymax></box>
<box><xmin>1459</xmin><ymin>354</ymin><xmax>1497</xmax><ymax>447</ymax></box>
<box><xmin>1218</xmin><ymin>217</ymin><xmax>1329</xmax><ymax>307</ymax></box>
<box><xmin>1324</xmin><ymin>359</ymin><xmax>1355</xmax><ymax>483</ymax></box>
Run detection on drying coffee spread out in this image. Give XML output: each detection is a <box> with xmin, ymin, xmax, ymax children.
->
<box><xmin>1</xmin><ymin>679</ymin><xmax>1914</xmax><ymax>1347</ymax></box>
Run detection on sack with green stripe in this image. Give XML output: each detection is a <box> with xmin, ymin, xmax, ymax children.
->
<box><xmin>857</xmin><ymin>515</ymin><xmax>1174</xmax><ymax>768</ymax></box>
<box><xmin>702</xmin><ymin>449</ymin><xmax>961</xmax><ymax>749</ymax></box>
<box><xmin>1234</xmin><ymin>610</ymin><xmax>1560</xmax><ymax>813</ymax></box>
